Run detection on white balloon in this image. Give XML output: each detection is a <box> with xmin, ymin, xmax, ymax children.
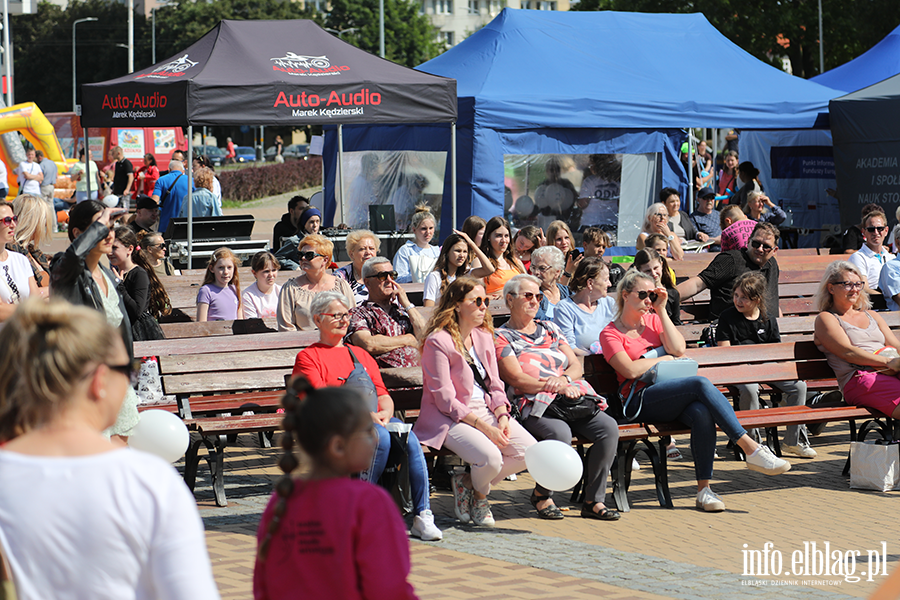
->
<box><xmin>525</xmin><ymin>439</ymin><xmax>583</xmax><ymax>492</ymax></box>
<box><xmin>128</xmin><ymin>410</ymin><xmax>189</xmax><ymax>464</ymax></box>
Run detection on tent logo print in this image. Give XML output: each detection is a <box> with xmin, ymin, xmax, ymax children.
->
<box><xmin>270</xmin><ymin>52</ymin><xmax>348</xmax><ymax>77</ymax></box>
<box><xmin>137</xmin><ymin>54</ymin><xmax>199</xmax><ymax>79</ymax></box>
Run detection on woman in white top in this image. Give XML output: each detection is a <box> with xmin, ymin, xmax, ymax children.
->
<box><xmin>0</xmin><ymin>300</ymin><xmax>220</xmax><ymax>600</ymax></box>
<box><xmin>393</xmin><ymin>205</ymin><xmax>440</xmax><ymax>283</ymax></box>
<box><xmin>242</xmin><ymin>251</ymin><xmax>282</xmax><ymax>319</ymax></box>
<box><xmin>423</xmin><ymin>230</ymin><xmax>493</xmax><ymax>307</ymax></box>
<box><xmin>0</xmin><ymin>200</ymin><xmax>38</xmax><ymax>321</ymax></box>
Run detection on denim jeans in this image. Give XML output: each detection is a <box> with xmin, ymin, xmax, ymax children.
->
<box><xmin>639</xmin><ymin>376</ymin><xmax>747</xmax><ymax>481</ymax></box>
<box><xmin>367</xmin><ymin>417</ymin><xmax>430</xmax><ymax>514</ymax></box>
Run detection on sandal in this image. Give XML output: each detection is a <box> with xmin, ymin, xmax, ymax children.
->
<box><xmin>666</xmin><ymin>446</ymin><xmax>682</xmax><ymax>460</ymax></box>
<box><xmin>530</xmin><ymin>491</ymin><xmax>564</xmax><ymax>520</ymax></box>
<box><xmin>581</xmin><ymin>501</ymin><xmax>620</xmax><ymax>521</ymax></box>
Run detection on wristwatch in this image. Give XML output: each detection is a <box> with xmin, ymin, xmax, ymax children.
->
<box><xmin>563</xmin><ymin>374</ymin><xmax>573</xmax><ymax>384</ymax></box>
<box><xmin>404</xmin><ymin>303</ymin><xmax>415</xmax><ymax>311</ymax></box>
<box><xmin>667</xmin><ymin>235</ymin><xmax>675</xmax><ymax>241</ymax></box>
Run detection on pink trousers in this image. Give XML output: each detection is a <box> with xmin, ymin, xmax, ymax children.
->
<box><xmin>441</xmin><ymin>403</ymin><xmax>537</xmax><ymax>495</ymax></box>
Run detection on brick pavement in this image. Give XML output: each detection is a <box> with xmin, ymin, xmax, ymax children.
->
<box><xmin>190</xmin><ymin>423</ymin><xmax>897</xmax><ymax>599</ymax></box>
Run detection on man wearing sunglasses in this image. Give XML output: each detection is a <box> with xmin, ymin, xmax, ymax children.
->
<box><xmin>848</xmin><ymin>208</ymin><xmax>893</xmax><ymax>290</ymax></box>
<box><xmin>346</xmin><ymin>257</ymin><xmax>425</xmax><ymax>369</ymax></box>
<box><xmin>677</xmin><ymin>222</ymin><xmax>781</xmax><ymax>321</ymax></box>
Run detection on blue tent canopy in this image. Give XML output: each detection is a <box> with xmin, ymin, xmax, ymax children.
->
<box><xmin>324</xmin><ymin>10</ymin><xmax>838</xmax><ymax>233</ymax></box>
<box><xmin>812</xmin><ymin>24</ymin><xmax>900</xmax><ymax>93</ymax></box>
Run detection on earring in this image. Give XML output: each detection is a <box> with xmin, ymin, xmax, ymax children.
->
<box><xmin>99</xmin><ymin>390</ymin><xmax>107</xmax><ymax>399</ymax></box>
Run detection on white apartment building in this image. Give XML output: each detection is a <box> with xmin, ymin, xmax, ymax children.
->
<box><xmin>422</xmin><ymin>0</ymin><xmax>571</xmax><ymax>48</ymax></box>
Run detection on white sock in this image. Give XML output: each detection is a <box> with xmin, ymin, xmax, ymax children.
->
<box><xmin>748</xmin><ymin>446</ymin><xmax>762</xmax><ymax>458</ymax></box>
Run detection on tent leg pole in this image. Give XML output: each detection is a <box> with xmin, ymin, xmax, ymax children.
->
<box><xmin>451</xmin><ymin>121</ymin><xmax>457</xmax><ymax>232</ymax></box>
<box><xmin>712</xmin><ymin>128</ymin><xmax>718</xmax><ymax>196</ymax></box>
<box><xmin>687</xmin><ymin>128</ymin><xmax>693</xmax><ymax>213</ymax></box>
<box><xmin>338</xmin><ymin>124</ymin><xmax>346</xmax><ymax>227</ymax></box>
<box><xmin>187</xmin><ymin>126</ymin><xmax>193</xmax><ymax>269</ymax></box>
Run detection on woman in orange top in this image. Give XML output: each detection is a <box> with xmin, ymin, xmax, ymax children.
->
<box><xmin>479</xmin><ymin>216</ymin><xmax>524</xmax><ymax>298</ymax></box>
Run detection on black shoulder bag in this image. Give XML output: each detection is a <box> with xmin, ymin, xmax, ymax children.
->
<box><xmin>157</xmin><ymin>172</ymin><xmax>183</xmax><ymax>208</ymax></box>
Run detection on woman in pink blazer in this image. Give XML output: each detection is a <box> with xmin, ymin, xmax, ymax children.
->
<box><xmin>414</xmin><ymin>277</ymin><xmax>537</xmax><ymax>527</ymax></box>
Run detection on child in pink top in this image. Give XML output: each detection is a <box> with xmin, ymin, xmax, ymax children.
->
<box><xmin>253</xmin><ymin>377</ymin><xmax>419</xmax><ymax>600</ymax></box>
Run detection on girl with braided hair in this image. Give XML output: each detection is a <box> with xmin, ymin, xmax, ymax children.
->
<box><xmin>253</xmin><ymin>376</ymin><xmax>419</xmax><ymax>600</ymax></box>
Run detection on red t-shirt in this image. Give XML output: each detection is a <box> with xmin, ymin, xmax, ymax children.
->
<box><xmin>253</xmin><ymin>478</ymin><xmax>418</xmax><ymax>600</ymax></box>
<box><xmin>599</xmin><ymin>313</ymin><xmax>664</xmax><ymax>384</ymax></box>
<box><xmin>293</xmin><ymin>342</ymin><xmax>389</xmax><ymax>397</ymax></box>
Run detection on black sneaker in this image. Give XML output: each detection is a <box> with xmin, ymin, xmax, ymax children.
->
<box><xmin>806</xmin><ymin>390</ymin><xmax>843</xmax><ymax>436</ymax></box>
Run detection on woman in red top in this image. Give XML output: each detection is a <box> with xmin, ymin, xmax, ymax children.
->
<box><xmin>599</xmin><ymin>270</ymin><xmax>790</xmax><ymax>512</ymax></box>
<box><xmin>134</xmin><ymin>153</ymin><xmax>159</xmax><ymax>197</ymax></box>
<box><xmin>292</xmin><ymin>291</ymin><xmax>441</xmax><ymax>541</ymax></box>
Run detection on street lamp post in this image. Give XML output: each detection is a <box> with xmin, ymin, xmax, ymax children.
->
<box><xmin>72</xmin><ymin>17</ymin><xmax>98</xmax><ymax>112</ymax></box>
<box><xmin>325</xmin><ymin>27</ymin><xmax>358</xmax><ymax>39</ymax></box>
<box><xmin>151</xmin><ymin>7</ymin><xmax>155</xmax><ymax>64</ymax></box>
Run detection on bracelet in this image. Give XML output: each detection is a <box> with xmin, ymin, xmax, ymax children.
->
<box><xmin>563</xmin><ymin>271</ymin><xmax>572</xmax><ymax>278</ymax></box>
<box><xmin>496</xmin><ymin>412</ymin><xmax>510</xmax><ymax>419</ymax></box>
<box><xmin>472</xmin><ymin>417</ymin><xmax>480</xmax><ymax>429</ymax></box>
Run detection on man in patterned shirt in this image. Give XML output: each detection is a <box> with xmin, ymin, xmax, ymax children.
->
<box><xmin>346</xmin><ymin>256</ymin><xmax>425</xmax><ymax>368</ymax></box>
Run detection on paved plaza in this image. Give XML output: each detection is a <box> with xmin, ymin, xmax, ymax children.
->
<box><xmin>191</xmin><ymin>423</ymin><xmax>899</xmax><ymax>599</ymax></box>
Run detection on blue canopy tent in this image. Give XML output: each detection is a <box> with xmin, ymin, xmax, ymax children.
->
<box><xmin>323</xmin><ymin>10</ymin><xmax>837</xmax><ymax>244</ymax></box>
<box><xmin>812</xmin><ymin>24</ymin><xmax>900</xmax><ymax>93</ymax></box>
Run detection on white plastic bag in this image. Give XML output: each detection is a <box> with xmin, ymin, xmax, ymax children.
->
<box><xmin>135</xmin><ymin>357</ymin><xmax>168</xmax><ymax>405</ymax></box>
<box><xmin>849</xmin><ymin>440</ymin><xmax>900</xmax><ymax>492</ymax></box>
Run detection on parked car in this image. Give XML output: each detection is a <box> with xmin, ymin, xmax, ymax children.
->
<box><xmin>265</xmin><ymin>143</ymin><xmax>309</xmax><ymax>162</ymax></box>
<box><xmin>233</xmin><ymin>146</ymin><xmax>257</xmax><ymax>163</ymax></box>
<box><xmin>194</xmin><ymin>145</ymin><xmax>225</xmax><ymax>166</ymax></box>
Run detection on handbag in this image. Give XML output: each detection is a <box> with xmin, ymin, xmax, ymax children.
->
<box><xmin>341</xmin><ymin>346</ymin><xmax>379</xmax><ymax>412</ymax></box>
<box><xmin>379</xmin><ymin>422</ymin><xmax>414</xmax><ymax>515</ymax></box>
<box><xmin>849</xmin><ymin>440</ymin><xmax>900</xmax><ymax>492</ymax></box>
<box><xmin>616</xmin><ymin>357</ymin><xmax>699</xmax><ymax>422</ymax></box>
<box><xmin>543</xmin><ymin>393</ymin><xmax>606</xmax><ymax>422</ymax></box>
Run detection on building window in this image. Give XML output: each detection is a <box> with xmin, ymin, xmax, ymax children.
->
<box><xmin>489</xmin><ymin>0</ymin><xmax>502</xmax><ymax>14</ymax></box>
<box><xmin>440</xmin><ymin>30</ymin><xmax>455</xmax><ymax>46</ymax></box>
<box><xmin>436</xmin><ymin>0</ymin><xmax>453</xmax><ymax>14</ymax></box>
<box><xmin>468</xmin><ymin>0</ymin><xmax>479</xmax><ymax>14</ymax></box>
<box><xmin>539</xmin><ymin>0</ymin><xmax>556</xmax><ymax>9</ymax></box>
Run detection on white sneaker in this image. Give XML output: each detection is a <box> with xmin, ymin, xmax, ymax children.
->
<box><xmin>695</xmin><ymin>486</ymin><xmax>725</xmax><ymax>512</ymax></box>
<box><xmin>471</xmin><ymin>498</ymin><xmax>495</xmax><ymax>527</ymax></box>
<box><xmin>746</xmin><ymin>444</ymin><xmax>792</xmax><ymax>475</ymax></box>
<box><xmin>411</xmin><ymin>510</ymin><xmax>443</xmax><ymax>541</ymax></box>
<box><xmin>451</xmin><ymin>473</ymin><xmax>472</xmax><ymax>523</ymax></box>
<box><xmin>782</xmin><ymin>443</ymin><xmax>817</xmax><ymax>459</ymax></box>
<box><xmin>505</xmin><ymin>473</ymin><xmax>517</xmax><ymax>481</ymax></box>
<box><xmin>631</xmin><ymin>458</ymin><xmax>641</xmax><ymax>471</ymax></box>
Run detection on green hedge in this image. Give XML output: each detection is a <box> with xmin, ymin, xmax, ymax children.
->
<box><xmin>219</xmin><ymin>158</ymin><xmax>322</xmax><ymax>202</ymax></box>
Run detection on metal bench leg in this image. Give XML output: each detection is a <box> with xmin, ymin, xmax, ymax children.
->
<box><xmin>648</xmin><ymin>436</ymin><xmax>673</xmax><ymax>509</ymax></box>
<box><xmin>201</xmin><ymin>434</ymin><xmax>230</xmax><ymax>507</ymax></box>
<box><xmin>569</xmin><ymin>442</ymin><xmax>588</xmax><ymax>504</ymax></box>
<box><xmin>183</xmin><ymin>434</ymin><xmax>205</xmax><ymax>491</ymax></box>
<box><xmin>611</xmin><ymin>440</ymin><xmax>636</xmax><ymax>513</ymax></box>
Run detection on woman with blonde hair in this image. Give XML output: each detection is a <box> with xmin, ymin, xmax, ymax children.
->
<box><xmin>0</xmin><ymin>299</ymin><xmax>219</xmax><ymax>598</ymax></box>
<box><xmin>636</xmin><ymin>202</ymin><xmax>685</xmax><ymax>260</ymax></box>
<box><xmin>546</xmin><ymin>220</ymin><xmax>580</xmax><ymax>284</ymax></box>
<box><xmin>392</xmin><ymin>205</ymin><xmax>440</xmax><ymax>283</ymax></box>
<box><xmin>414</xmin><ymin>277</ymin><xmax>538</xmax><ymax>527</ymax></box>
<box><xmin>743</xmin><ymin>190</ymin><xmax>786</xmax><ymax>225</ymax></box>
<box><xmin>335</xmin><ymin>229</ymin><xmax>381</xmax><ymax>305</ymax></box>
<box><xmin>9</xmin><ymin>193</ymin><xmax>53</xmax><ymax>289</ymax></box>
<box><xmin>180</xmin><ymin>166</ymin><xmax>221</xmax><ymax>218</ymax></box>
<box><xmin>277</xmin><ymin>233</ymin><xmax>354</xmax><ymax>330</ymax></box>
<box><xmin>814</xmin><ymin>261</ymin><xmax>900</xmax><ymax>418</ymax></box>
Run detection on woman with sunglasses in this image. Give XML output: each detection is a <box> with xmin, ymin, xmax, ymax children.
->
<box><xmin>292</xmin><ymin>291</ymin><xmax>442</xmax><ymax>541</ymax></box>
<box><xmin>815</xmin><ymin>261</ymin><xmax>900</xmax><ymax>418</ymax></box>
<box><xmin>414</xmin><ymin>277</ymin><xmax>538</xmax><ymax>527</ymax></box>
<box><xmin>277</xmin><ymin>234</ymin><xmax>355</xmax><ymax>331</ymax></box>
<box><xmin>553</xmin><ymin>257</ymin><xmax>616</xmax><ymax>356</ymax></box>
<box><xmin>496</xmin><ymin>274</ymin><xmax>620</xmax><ymax>521</ymax></box>
<box><xmin>50</xmin><ymin>201</ymin><xmax>139</xmax><ymax>443</ymax></box>
<box><xmin>0</xmin><ymin>201</ymin><xmax>39</xmax><ymax>321</ymax></box>
<box><xmin>140</xmin><ymin>232</ymin><xmax>179</xmax><ymax>277</ymax></box>
<box><xmin>529</xmin><ymin>245</ymin><xmax>570</xmax><ymax>320</ymax></box>
<box><xmin>636</xmin><ymin>202</ymin><xmax>684</xmax><ymax>260</ymax></box>
<box><xmin>742</xmin><ymin>191</ymin><xmax>786</xmax><ymax>226</ymax></box>
<box><xmin>847</xmin><ymin>209</ymin><xmax>893</xmax><ymax>290</ymax></box>
<box><xmin>0</xmin><ymin>300</ymin><xmax>219</xmax><ymax>599</ymax></box>
<box><xmin>600</xmin><ymin>270</ymin><xmax>791</xmax><ymax>512</ymax></box>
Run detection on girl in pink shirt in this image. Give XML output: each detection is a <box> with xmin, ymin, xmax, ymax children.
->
<box><xmin>254</xmin><ymin>377</ymin><xmax>418</xmax><ymax>600</ymax></box>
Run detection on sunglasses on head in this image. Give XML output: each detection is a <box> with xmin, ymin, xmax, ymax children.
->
<box><xmin>866</xmin><ymin>226</ymin><xmax>888</xmax><ymax>233</ymax></box>
<box><xmin>511</xmin><ymin>291</ymin><xmax>544</xmax><ymax>302</ymax></box>
<box><xmin>107</xmin><ymin>359</ymin><xmax>143</xmax><ymax>386</ymax></box>
<box><xmin>469</xmin><ymin>296</ymin><xmax>488</xmax><ymax>307</ymax></box>
<box><xmin>0</xmin><ymin>215</ymin><xmax>18</xmax><ymax>227</ymax></box>
<box><xmin>636</xmin><ymin>290</ymin><xmax>658</xmax><ymax>302</ymax></box>
<box><xmin>298</xmin><ymin>251</ymin><xmax>325</xmax><ymax>262</ymax></box>
<box><xmin>750</xmin><ymin>239</ymin><xmax>774</xmax><ymax>252</ymax></box>
<box><xmin>365</xmin><ymin>270</ymin><xmax>398</xmax><ymax>282</ymax></box>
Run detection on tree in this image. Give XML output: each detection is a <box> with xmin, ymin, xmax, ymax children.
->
<box><xmin>324</xmin><ymin>0</ymin><xmax>442</xmax><ymax>68</ymax></box>
<box><xmin>570</xmin><ymin>0</ymin><xmax>900</xmax><ymax>79</ymax></box>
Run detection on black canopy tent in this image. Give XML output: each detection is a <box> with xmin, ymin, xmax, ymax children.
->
<box><xmin>81</xmin><ymin>19</ymin><xmax>457</xmax><ymax>259</ymax></box>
